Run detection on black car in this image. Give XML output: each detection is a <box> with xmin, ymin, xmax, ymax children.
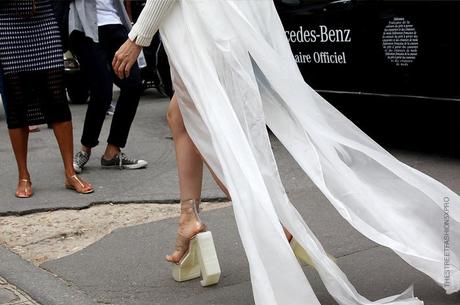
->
<box><xmin>275</xmin><ymin>0</ymin><xmax>460</xmax><ymax>103</ymax></box>
<box><xmin>275</xmin><ymin>0</ymin><xmax>460</xmax><ymax>152</ymax></box>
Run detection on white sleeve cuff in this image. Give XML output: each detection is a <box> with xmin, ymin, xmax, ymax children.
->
<box><xmin>128</xmin><ymin>0</ymin><xmax>176</xmax><ymax>47</ymax></box>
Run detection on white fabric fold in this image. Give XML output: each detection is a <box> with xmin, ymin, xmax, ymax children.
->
<box><xmin>132</xmin><ymin>0</ymin><xmax>459</xmax><ymax>304</ymax></box>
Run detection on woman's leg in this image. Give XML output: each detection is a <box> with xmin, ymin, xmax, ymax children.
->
<box><xmin>167</xmin><ymin>96</ymin><xmax>298</xmax><ymax>264</ymax></box>
<box><xmin>166</xmin><ymin>95</ymin><xmax>236</xmax><ymax>263</ymax></box>
<box><xmin>52</xmin><ymin>120</ymin><xmax>92</xmax><ymax>193</ymax></box>
<box><xmin>166</xmin><ymin>95</ymin><xmax>206</xmax><ymax>263</ymax></box>
<box><xmin>168</xmin><ymin>96</ymin><xmax>292</xmax><ymax>245</ymax></box>
<box><xmin>9</xmin><ymin>127</ymin><xmax>32</xmax><ymax>197</ymax></box>
<box><xmin>167</xmin><ymin>95</ymin><xmax>231</xmax><ymax>200</ymax></box>
<box><xmin>167</xmin><ymin>95</ymin><xmax>204</xmax><ymax>202</ymax></box>
<box><xmin>203</xmin><ymin>160</ymin><xmax>230</xmax><ymax>199</ymax></box>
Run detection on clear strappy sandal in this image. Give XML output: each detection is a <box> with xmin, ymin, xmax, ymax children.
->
<box><xmin>166</xmin><ymin>199</ymin><xmax>221</xmax><ymax>287</ymax></box>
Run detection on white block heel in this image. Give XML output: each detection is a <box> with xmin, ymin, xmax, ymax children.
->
<box><xmin>171</xmin><ymin>231</ymin><xmax>221</xmax><ymax>287</ymax></box>
<box><xmin>168</xmin><ymin>199</ymin><xmax>221</xmax><ymax>286</ymax></box>
<box><xmin>172</xmin><ymin>238</ymin><xmax>201</xmax><ymax>282</ymax></box>
<box><xmin>196</xmin><ymin>231</ymin><xmax>221</xmax><ymax>287</ymax></box>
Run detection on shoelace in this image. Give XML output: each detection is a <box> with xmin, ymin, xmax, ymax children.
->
<box><xmin>75</xmin><ymin>152</ymin><xmax>89</xmax><ymax>167</ymax></box>
<box><xmin>118</xmin><ymin>152</ymin><xmax>137</xmax><ymax>169</ymax></box>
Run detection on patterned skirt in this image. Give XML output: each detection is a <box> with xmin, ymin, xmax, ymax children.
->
<box><xmin>0</xmin><ymin>0</ymin><xmax>71</xmax><ymax>128</ymax></box>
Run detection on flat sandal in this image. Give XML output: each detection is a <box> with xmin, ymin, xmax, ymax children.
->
<box><xmin>65</xmin><ymin>175</ymin><xmax>94</xmax><ymax>194</ymax></box>
<box><xmin>15</xmin><ymin>179</ymin><xmax>33</xmax><ymax>198</ymax></box>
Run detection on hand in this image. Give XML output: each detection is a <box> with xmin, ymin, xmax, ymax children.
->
<box><xmin>112</xmin><ymin>39</ymin><xmax>142</xmax><ymax>79</ymax></box>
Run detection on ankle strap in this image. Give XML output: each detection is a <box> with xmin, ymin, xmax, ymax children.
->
<box><xmin>180</xmin><ymin>199</ymin><xmax>201</xmax><ymax>213</ymax></box>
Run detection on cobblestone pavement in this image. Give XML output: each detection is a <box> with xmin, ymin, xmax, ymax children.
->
<box><xmin>0</xmin><ymin>277</ymin><xmax>40</xmax><ymax>305</ymax></box>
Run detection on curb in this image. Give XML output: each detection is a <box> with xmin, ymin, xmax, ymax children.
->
<box><xmin>0</xmin><ymin>246</ymin><xmax>97</xmax><ymax>305</ymax></box>
<box><xmin>0</xmin><ymin>197</ymin><xmax>229</xmax><ymax>217</ymax></box>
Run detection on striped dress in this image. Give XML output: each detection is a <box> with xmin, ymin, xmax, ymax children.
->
<box><xmin>0</xmin><ymin>0</ymin><xmax>71</xmax><ymax>129</ymax></box>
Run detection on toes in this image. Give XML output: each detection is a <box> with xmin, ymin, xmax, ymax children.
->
<box><xmin>79</xmin><ymin>180</ymin><xmax>92</xmax><ymax>191</ymax></box>
<box><xmin>166</xmin><ymin>252</ymin><xmax>181</xmax><ymax>264</ymax></box>
<box><xmin>16</xmin><ymin>182</ymin><xmax>32</xmax><ymax>198</ymax></box>
<box><xmin>84</xmin><ymin>183</ymin><xmax>93</xmax><ymax>192</ymax></box>
<box><xmin>165</xmin><ymin>255</ymin><xmax>178</xmax><ymax>263</ymax></box>
<box><xmin>16</xmin><ymin>190</ymin><xmax>30</xmax><ymax>198</ymax></box>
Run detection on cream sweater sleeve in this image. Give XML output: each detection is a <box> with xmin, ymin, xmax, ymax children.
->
<box><xmin>128</xmin><ymin>0</ymin><xmax>176</xmax><ymax>47</ymax></box>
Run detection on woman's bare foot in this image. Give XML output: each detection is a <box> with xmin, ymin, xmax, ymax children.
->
<box><xmin>65</xmin><ymin>175</ymin><xmax>93</xmax><ymax>194</ymax></box>
<box><xmin>15</xmin><ymin>178</ymin><xmax>33</xmax><ymax>198</ymax></box>
<box><xmin>166</xmin><ymin>199</ymin><xmax>206</xmax><ymax>264</ymax></box>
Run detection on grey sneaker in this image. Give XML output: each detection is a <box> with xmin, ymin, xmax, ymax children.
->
<box><xmin>101</xmin><ymin>152</ymin><xmax>148</xmax><ymax>170</ymax></box>
<box><xmin>106</xmin><ymin>101</ymin><xmax>116</xmax><ymax>116</ymax></box>
<box><xmin>73</xmin><ymin>151</ymin><xmax>91</xmax><ymax>174</ymax></box>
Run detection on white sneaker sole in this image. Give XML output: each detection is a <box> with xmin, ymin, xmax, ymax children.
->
<box><xmin>124</xmin><ymin>160</ymin><xmax>148</xmax><ymax>169</ymax></box>
<box><xmin>73</xmin><ymin>164</ymin><xmax>82</xmax><ymax>174</ymax></box>
<box><xmin>101</xmin><ymin>160</ymin><xmax>148</xmax><ymax>170</ymax></box>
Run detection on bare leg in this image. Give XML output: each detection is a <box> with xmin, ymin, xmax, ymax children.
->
<box><xmin>166</xmin><ymin>95</ymin><xmax>292</xmax><ymax>262</ymax></box>
<box><xmin>167</xmin><ymin>95</ymin><xmax>205</xmax><ymax>201</ymax></box>
<box><xmin>9</xmin><ymin>127</ymin><xmax>32</xmax><ymax>197</ymax></box>
<box><xmin>203</xmin><ymin>160</ymin><xmax>230</xmax><ymax>199</ymax></box>
<box><xmin>166</xmin><ymin>95</ymin><xmax>206</xmax><ymax>262</ymax></box>
<box><xmin>102</xmin><ymin>144</ymin><xmax>121</xmax><ymax>160</ymax></box>
<box><xmin>80</xmin><ymin>145</ymin><xmax>91</xmax><ymax>154</ymax></box>
<box><xmin>51</xmin><ymin>121</ymin><xmax>92</xmax><ymax>193</ymax></box>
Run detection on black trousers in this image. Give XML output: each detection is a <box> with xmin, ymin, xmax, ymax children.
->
<box><xmin>70</xmin><ymin>24</ymin><xmax>142</xmax><ymax>148</ymax></box>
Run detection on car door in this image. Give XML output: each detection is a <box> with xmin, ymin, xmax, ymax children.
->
<box><xmin>276</xmin><ymin>0</ymin><xmax>460</xmax><ymax>101</ymax></box>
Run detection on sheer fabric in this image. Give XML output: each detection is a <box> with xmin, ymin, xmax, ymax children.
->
<box><xmin>3</xmin><ymin>69</ymin><xmax>71</xmax><ymax>128</ymax></box>
<box><xmin>157</xmin><ymin>1</ymin><xmax>459</xmax><ymax>304</ymax></box>
<box><xmin>0</xmin><ymin>0</ymin><xmax>69</xmax><ymax>128</ymax></box>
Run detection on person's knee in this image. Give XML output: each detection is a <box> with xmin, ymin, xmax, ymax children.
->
<box><xmin>167</xmin><ymin>102</ymin><xmax>185</xmax><ymax>133</ymax></box>
<box><xmin>166</xmin><ymin>105</ymin><xmax>180</xmax><ymax>128</ymax></box>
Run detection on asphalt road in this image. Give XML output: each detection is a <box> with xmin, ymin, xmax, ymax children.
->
<box><xmin>41</xmin><ymin>198</ymin><xmax>460</xmax><ymax>305</ymax></box>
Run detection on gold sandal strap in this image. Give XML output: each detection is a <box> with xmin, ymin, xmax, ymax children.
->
<box><xmin>69</xmin><ymin>175</ymin><xmax>85</xmax><ymax>188</ymax></box>
<box><xmin>17</xmin><ymin>179</ymin><xmax>32</xmax><ymax>196</ymax></box>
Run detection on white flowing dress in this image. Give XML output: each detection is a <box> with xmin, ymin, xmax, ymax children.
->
<box><xmin>130</xmin><ymin>1</ymin><xmax>459</xmax><ymax>304</ymax></box>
